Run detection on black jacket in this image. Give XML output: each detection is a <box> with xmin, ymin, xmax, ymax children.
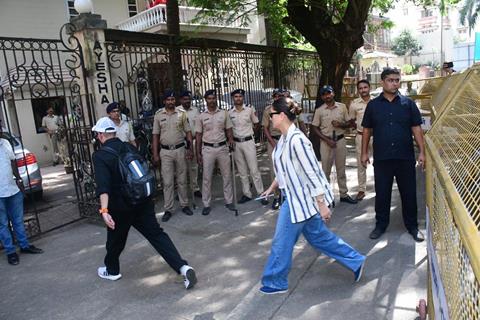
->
<box><xmin>92</xmin><ymin>138</ymin><xmax>139</xmax><ymax>212</ymax></box>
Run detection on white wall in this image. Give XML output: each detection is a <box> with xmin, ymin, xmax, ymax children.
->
<box><xmin>0</xmin><ymin>0</ymin><xmax>131</xmax><ymax>39</ymax></box>
<box><xmin>0</xmin><ymin>0</ymin><xmax>68</xmax><ymax>38</ymax></box>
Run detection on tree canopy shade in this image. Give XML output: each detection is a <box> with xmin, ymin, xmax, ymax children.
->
<box><xmin>391</xmin><ymin>30</ymin><xmax>422</xmax><ymax>56</ymax></box>
<box><xmin>187</xmin><ymin>0</ymin><xmax>457</xmax><ymax>100</ymax></box>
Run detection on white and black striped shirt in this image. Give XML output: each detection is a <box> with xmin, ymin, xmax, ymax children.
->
<box><xmin>273</xmin><ymin>124</ymin><xmax>334</xmax><ymax>223</ymax></box>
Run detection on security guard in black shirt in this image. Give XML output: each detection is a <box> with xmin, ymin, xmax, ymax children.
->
<box><xmin>92</xmin><ymin>117</ymin><xmax>197</xmax><ymax>289</ymax></box>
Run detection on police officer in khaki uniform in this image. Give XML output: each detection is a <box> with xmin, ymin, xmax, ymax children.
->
<box><xmin>311</xmin><ymin>85</ymin><xmax>357</xmax><ymax>204</ymax></box>
<box><xmin>152</xmin><ymin>90</ymin><xmax>194</xmax><ymax>222</ymax></box>
<box><xmin>195</xmin><ymin>90</ymin><xmax>236</xmax><ymax>216</ymax></box>
<box><xmin>262</xmin><ymin>89</ymin><xmax>284</xmax><ymax>209</ymax></box>
<box><xmin>229</xmin><ymin>89</ymin><xmax>267</xmax><ymax>205</ymax></box>
<box><xmin>177</xmin><ymin>90</ymin><xmax>202</xmax><ymax>198</ymax></box>
<box><xmin>349</xmin><ymin>80</ymin><xmax>372</xmax><ymax>201</ymax></box>
<box><xmin>41</xmin><ymin>107</ymin><xmax>62</xmax><ymax>166</ymax></box>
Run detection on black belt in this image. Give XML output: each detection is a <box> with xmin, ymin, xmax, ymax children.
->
<box><xmin>272</xmin><ymin>135</ymin><xmax>281</xmax><ymax>140</ymax></box>
<box><xmin>333</xmin><ymin>134</ymin><xmax>344</xmax><ymax>141</ymax></box>
<box><xmin>234</xmin><ymin>136</ymin><xmax>253</xmax><ymax>143</ymax></box>
<box><xmin>161</xmin><ymin>142</ymin><xmax>185</xmax><ymax>150</ymax></box>
<box><xmin>203</xmin><ymin>141</ymin><xmax>227</xmax><ymax>148</ymax></box>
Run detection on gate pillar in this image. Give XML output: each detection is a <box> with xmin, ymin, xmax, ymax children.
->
<box><xmin>70</xmin><ymin>12</ymin><xmax>113</xmax><ymax>120</ymax></box>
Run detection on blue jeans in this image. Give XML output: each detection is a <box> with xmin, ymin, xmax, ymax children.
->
<box><xmin>262</xmin><ymin>197</ymin><xmax>365</xmax><ymax>290</ymax></box>
<box><xmin>0</xmin><ymin>191</ymin><xmax>29</xmax><ymax>255</ymax></box>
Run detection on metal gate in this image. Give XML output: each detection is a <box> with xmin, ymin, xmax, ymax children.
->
<box><xmin>103</xmin><ymin>29</ymin><xmax>320</xmax><ymax>167</ymax></box>
<box><xmin>0</xmin><ymin>23</ymin><xmax>97</xmax><ymax>237</ymax></box>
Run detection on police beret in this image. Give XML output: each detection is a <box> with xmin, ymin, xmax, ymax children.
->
<box><xmin>319</xmin><ymin>85</ymin><xmax>334</xmax><ymax>95</ymax></box>
<box><xmin>180</xmin><ymin>90</ymin><xmax>192</xmax><ymax>98</ymax></box>
<box><xmin>272</xmin><ymin>88</ymin><xmax>282</xmax><ymax>96</ymax></box>
<box><xmin>230</xmin><ymin>89</ymin><xmax>245</xmax><ymax>96</ymax></box>
<box><xmin>204</xmin><ymin>89</ymin><xmax>216</xmax><ymax>98</ymax></box>
<box><xmin>163</xmin><ymin>90</ymin><xmax>176</xmax><ymax>100</ymax></box>
<box><xmin>106</xmin><ymin>102</ymin><xmax>119</xmax><ymax>114</ymax></box>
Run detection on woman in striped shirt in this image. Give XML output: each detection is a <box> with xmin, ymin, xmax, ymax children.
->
<box><xmin>259</xmin><ymin>97</ymin><xmax>366</xmax><ymax>295</ymax></box>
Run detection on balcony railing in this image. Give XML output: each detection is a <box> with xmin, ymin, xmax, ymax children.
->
<box><xmin>116</xmin><ymin>4</ymin><xmax>250</xmax><ymax>33</ymax></box>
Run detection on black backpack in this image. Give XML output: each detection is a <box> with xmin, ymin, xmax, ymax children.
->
<box><xmin>102</xmin><ymin>143</ymin><xmax>156</xmax><ymax>205</ymax></box>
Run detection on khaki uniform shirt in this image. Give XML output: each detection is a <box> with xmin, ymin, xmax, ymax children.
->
<box><xmin>177</xmin><ymin>105</ymin><xmax>200</xmax><ymax>136</ymax></box>
<box><xmin>311</xmin><ymin>102</ymin><xmax>351</xmax><ymax>137</ymax></box>
<box><xmin>152</xmin><ymin>108</ymin><xmax>191</xmax><ymax>145</ymax></box>
<box><xmin>349</xmin><ymin>97</ymin><xmax>371</xmax><ymax>133</ymax></box>
<box><xmin>229</xmin><ymin>105</ymin><xmax>258</xmax><ymax>138</ymax></box>
<box><xmin>195</xmin><ymin>108</ymin><xmax>233</xmax><ymax>144</ymax></box>
<box><xmin>41</xmin><ymin>115</ymin><xmax>60</xmax><ymax>131</ymax></box>
<box><xmin>262</xmin><ymin>105</ymin><xmax>282</xmax><ymax>137</ymax></box>
<box><xmin>115</xmin><ymin>119</ymin><xmax>135</xmax><ymax>143</ymax></box>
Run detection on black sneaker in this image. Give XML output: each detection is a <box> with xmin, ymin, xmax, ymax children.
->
<box><xmin>340</xmin><ymin>195</ymin><xmax>358</xmax><ymax>204</ymax></box>
<box><xmin>7</xmin><ymin>253</ymin><xmax>19</xmax><ymax>265</ymax></box>
<box><xmin>225</xmin><ymin>203</ymin><xmax>236</xmax><ymax>211</ymax></box>
<box><xmin>408</xmin><ymin>229</ymin><xmax>425</xmax><ymax>242</ymax></box>
<box><xmin>272</xmin><ymin>198</ymin><xmax>280</xmax><ymax>210</ymax></box>
<box><xmin>202</xmin><ymin>207</ymin><xmax>211</xmax><ymax>216</ymax></box>
<box><xmin>182</xmin><ymin>207</ymin><xmax>194</xmax><ymax>216</ymax></box>
<box><xmin>20</xmin><ymin>245</ymin><xmax>43</xmax><ymax>254</ymax></box>
<box><xmin>194</xmin><ymin>191</ymin><xmax>202</xmax><ymax>198</ymax></box>
<box><xmin>238</xmin><ymin>195</ymin><xmax>252</xmax><ymax>204</ymax></box>
<box><xmin>260</xmin><ymin>199</ymin><xmax>269</xmax><ymax>205</ymax></box>
<box><xmin>369</xmin><ymin>227</ymin><xmax>385</xmax><ymax>240</ymax></box>
<box><xmin>162</xmin><ymin>211</ymin><xmax>173</xmax><ymax>222</ymax></box>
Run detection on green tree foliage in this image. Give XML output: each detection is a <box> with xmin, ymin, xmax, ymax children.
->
<box><xmin>391</xmin><ymin>30</ymin><xmax>422</xmax><ymax>56</ymax></box>
<box><xmin>186</xmin><ymin>0</ymin><xmax>455</xmax><ymax>99</ymax></box>
<box><xmin>460</xmin><ymin>0</ymin><xmax>480</xmax><ymax>31</ymax></box>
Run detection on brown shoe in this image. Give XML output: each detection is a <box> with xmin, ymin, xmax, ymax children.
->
<box><xmin>356</xmin><ymin>191</ymin><xmax>365</xmax><ymax>201</ymax></box>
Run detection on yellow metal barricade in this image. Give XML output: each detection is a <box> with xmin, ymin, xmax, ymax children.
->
<box><xmin>425</xmin><ymin>64</ymin><xmax>480</xmax><ymax>319</ymax></box>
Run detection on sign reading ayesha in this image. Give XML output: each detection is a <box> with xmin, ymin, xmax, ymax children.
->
<box><xmin>93</xmin><ymin>40</ymin><xmax>110</xmax><ymax>105</ymax></box>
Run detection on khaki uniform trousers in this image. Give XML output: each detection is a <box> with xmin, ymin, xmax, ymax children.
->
<box><xmin>160</xmin><ymin>147</ymin><xmax>188</xmax><ymax>211</ymax></box>
<box><xmin>355</xmin><ymin>134</ymin><xmax>372</xmax><ymax>193</ymax></box>
<box><xmin>201</xmin><ymin>145</ymin><xmax>233</xmax><ymax>207</ymax></box>
<box><xmin>320</xmin><ymin>138</ymin><xmax>348</xmax><ymax>197</ymax></box>
<box><xmin>234</xmin><ymin>140</ymin><xmax>264</xmax><ymax>198</ymax></box>
<box><xmin>187</xmin><ymin>140</ymin><xmax>200</xmax><ymax>192</ymax></box>
<box><xmin>49</xmin><ymin>133</ymin><xmax>60</xmax><ymax>162</ymax></box>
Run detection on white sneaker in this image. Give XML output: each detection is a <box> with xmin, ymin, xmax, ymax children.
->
<box><xmin>97</xmin><ymin>267</ymin><xmax>122</xmax><ymax>281</ymax></box>
<box><xmin>180</xmin><ymin>265</ymin><xmax>197</xmax><ymax>289</ymax></box>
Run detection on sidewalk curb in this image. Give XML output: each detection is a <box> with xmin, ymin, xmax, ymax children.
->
<box><xmin>226</xmin><ymin>242</ymin><xmax>320</xmax><ymax>320</ymax></box>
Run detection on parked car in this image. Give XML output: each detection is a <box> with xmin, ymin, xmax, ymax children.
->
<box><xmin>0</xmin><ymin>131</ymin><xmax>43</xmax><ymax>199</ymax></box>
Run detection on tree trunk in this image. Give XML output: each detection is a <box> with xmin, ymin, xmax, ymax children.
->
<box><xmin>286</xmin><ymin>0</ymin><xmax>372</xmax><ymax>105</ymax></box>
<box><xmin>166</xmin><ymin>0</ymin><xmax>183</xmax><ymax>94</ymax></box>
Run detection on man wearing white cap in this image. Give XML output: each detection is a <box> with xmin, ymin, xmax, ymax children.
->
<box><xmin>91</xmin><ymin>117</ymin><xmax>197</xmax><ymax>289</ymax></box>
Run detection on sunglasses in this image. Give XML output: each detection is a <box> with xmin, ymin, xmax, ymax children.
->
<box><xmin>269</xmin><ymin>111</ymin><xmax>281</xmax><ymax>118</ymax></box>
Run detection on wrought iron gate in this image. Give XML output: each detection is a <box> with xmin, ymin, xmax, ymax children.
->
<box><xmin>0</xmin><ymin>23</ymin><xmax>97</xmax><ymax>237</ymax></box>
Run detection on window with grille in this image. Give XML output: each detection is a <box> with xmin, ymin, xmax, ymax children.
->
<box><xmin>128</xmin><ymin>0</ymin><xmax>138</xmax><ymax>17</ymax></box>
<box><xmin>67</xmin><ymin>0</ymin><xmax>78</xmax><ymax>18</ymax></box>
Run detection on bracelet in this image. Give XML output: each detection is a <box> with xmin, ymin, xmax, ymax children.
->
<box><xmin>99</xmin><ymin>208</ymin><xmax>109</xmax><ymax>214</ymax></box>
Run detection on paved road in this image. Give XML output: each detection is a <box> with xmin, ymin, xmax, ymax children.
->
<box><xmin>0</xmin><ymin>146</ymin><xmax>427</xmax><ymax>320</ymax></box>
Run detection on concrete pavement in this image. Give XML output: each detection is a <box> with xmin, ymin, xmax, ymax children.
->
<box><xmin>0</xmin><ymin>146</ymin><xmax>427</xmax><ymax>320</ymax></box>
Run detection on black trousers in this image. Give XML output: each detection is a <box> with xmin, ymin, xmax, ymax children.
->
<box><xmin>373</xmin><ymin>159</ymin><xmax>418</xmax><ymax>232</ymax></box>
<box><xmin>105</xmin><ymin>200</ymin><xmax>187</xmax><ymax>275</ymax></box>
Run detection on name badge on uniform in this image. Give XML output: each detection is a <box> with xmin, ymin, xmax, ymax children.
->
<box><xmin>160</xmin><ymin>119</ymin><xmax>167</xmax><ymax>122</ymax></box>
